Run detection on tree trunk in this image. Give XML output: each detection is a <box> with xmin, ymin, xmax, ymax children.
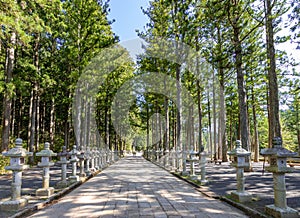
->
<box><xmin>176</xmin><ymin>64</ymin><xmax>182</xmax><ymax>151</ymax></box>
<box><xmin>36</xmin><ymin>88</ymin><xmax>40</xmax><ymax>151</ymax></box>
<box><xmin>28</xmin><ymin>83</ymin><xmax>37</xmax><ymax>164</ymax></box>
<box><xmin>219</xmin><ymin>76</ymin><xmax>227</xmax><ymax>161</ymax></box>
<box><xmin>197</xmin><ymin>80</ymin><xmax>202</xmax><ymax>157</ymax></box>
<box><xmin>212</xmin><ymin>68</ymin><xmax>217</xmax><ymax>160</ymax></box>
<box><xmin>11</xmin><ymin>98</ymin><xmax>15</xmax><ymax>137</ymax></box>
<box><xmin>16</xmin><ymin>95</ymin><xmax>23</xmax><ymax>138</ymax></box>
<box><xmin>208</xmin><ymin>89</ymin><xmax>213</xmax><ymax>159</ymax></box>
<box><xmin>50</xmin><ymin>97</ymin><xmax>55</xmax><ymax>149</ymax></box>
<box><xmin>1</xmin><ymin>32</ymin><xmax>16</xmax><ymax>152</ymax></box>
<box><xmin>164</xmin><ymin>93</ymin><xmax>169</xmax><ymax>152</ymax></box>
<box><xmin>251</xmin><ymin>76</ymin><xmax>259</xmax><ymax>162</ymax></box>
<box><xmin>233</xmin><ymin>21</ymin><xmax>250</xmax><ymax>151</ymax></box>
<box><xmin>265</xmin><ymin>0</ymin><xmax>282</xmax><ymax>143</ymax></box>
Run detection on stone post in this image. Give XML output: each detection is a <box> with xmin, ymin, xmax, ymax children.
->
<box><xmin>105</xmin><ymin>149</ymin><xmax>109</xmax><ymax>164</ymax></box>
<box><xmin>227</xmin><ymin>140</ymin><xmax>252</xmax><ymax>203</ymax></box>
<box><xmin>110</xmin><ymin>150</ymin><xmax>115</xmax><ymax>163</ymax></box>
<box><xmin>171</xmin><ymin>149</ymin><xmax>176</xmax><ymax>171</ymax></box>
<box><xmin>100</xmin><ymin>149</ymin><xmax>104</xmax><ymax>168</ymax></box>
<box><xmin>156</xmin><ymin>150</ymin><xmax>160</xmax><ymax>162</ymax></box>
<box><xmin>68</xmin><ymin>145</ymin><xmax>80</xmax><ymax>183</ymax></box>
<box><xmin>90</xmin><ymin>148</ymin><xmax>95</xmax><ymax>172</ymax></box>
<box><xmin>103</xmin><ymin>149</ymin><xmax>107</xmax><ymax>166</ymax></box>
<box><xmin>188</xmin><ymin>150</ymin><xmax>198</xmax><ymax>180</ymax></box>
<box><xmin>199</xmin><ymin>150</ymin><xmax>209</xmax><ymax>184</ymax></box>
<box><xmin>164</xmin><ymin>150</ymin><xmax>170</xmax><ymax>169</ymax></box>
<box><xmin>114</xmin><ymin>150</ymin><xmax>118</xmax><ymax>162</ymax></box>
<box><xmin>0</xmin><ymin>138</ymin><xmax>33</xmax><ymax>211</ymax></box>
<box><xmin>56</xmin><ymin>146</ymin><xmax>70</xmax><ymax>188</ymax></box>
<box><xmin>261</xmin><ymin>137</ymin><xmax>299</xmax><ymax>218</ymax></box>
<box><xmin>35</xmin><ymin>142</ymin><xmax>57</xmax><ymax>197</ymax></box>
<box><xmin>181</xmin><ymin>149</ymin><xmax>189</xmax><ymax>176</ymax></box>
<box><xmin>78</xmin><ymin>148</ymin><xmax>86</xmax><ymax>177</ymax></box>
<box><xmin>85</xmin><ymin>147</ymin><xmax>91</xmax><ymax>176</ymax></box>
<box><xmin>94</xmin><ymin>148</ymin><xmax>99</xmax><ymax>170</ymax></box>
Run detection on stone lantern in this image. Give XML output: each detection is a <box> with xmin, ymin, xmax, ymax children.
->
<box><xmin>156</xmin><ymin>149</ymin><xmax>160</xmax><ymax>162</ymax></box>
<box><xmin>94</xmin><ymin>148</ymin><xmax>100</xmax><ymax>170</ymax></box>
<box><xmin>171</xmin><ymin>148</ymin><xmax>176</xmax><ymax>171</ymax></box>
<box><xmin>114</xmin><ymin>149</ymin><xmax>118</xmax><ymax>162</ymax></box>
<box><xmin>56</xmin><ymin>146</ymin><xmax>70</xmax><ymax>188</ymax></box>
<box><xmin>103</xmin><ymin>149</ymin><xmax>108</xmax><ymax>165</ymax></box>
<box><xmin>110</xmin><ymin>149</ymin><xmax>114</xmax><ymax>163</ymax></box>
<box><xmin>164</xmin><ymin>149</ymin><xmax>170</xmax><ymax>169</ymax></box>
<box><xmin>84</xmin><ymin>147</ymin><xmax>91</xmax><ymax>176</ymax></box>
<box><xmin>260</xmin><ymin>137</ymin><xmax>299</xmax><ymax>218</ymax></box>
<box><xmin>188</xmin><ymin>150</ymin><xmax>198</xmax><ymax>180</ymax></box>
<box><xmin>35</xmin><ymin>142</ymin><xmax>57</xmax><ymax>197</ymax></box>
<box><xmin>90</xmin><ymin>148</ymin><xmax>96</xmax><ymax>172</ymax></box>
<box><xmin>77</xmin><ymin>147</ymin><xmax>86</xmax><ymax>177</ymax></box>
<box><xmin>227</xmin><ymin>140</ymin><xmax>252</xmax><ymax>203</ymax></box>
<box><xmin>0</xmin><ymin>138</ymin><xmax>33</xmax><ymax>211</ymax></box>
<box><xmin>199</xmin><ymin>150</ymin><xmax>209</xmax><ymax>184</ymax></box>
<box><xmin>68</xmin><ymin>145</ymin><xmax>80</xmax><ymax>183</ymax></box>
<box><xmin>176</xmin><ymin>149</ymin><xmax>182</xmax><ymax>171</ymax></box>
<box><xmin>100</xmin><ymin>149</ymin><xmax>104</xmax><ymax>169</ymax></box>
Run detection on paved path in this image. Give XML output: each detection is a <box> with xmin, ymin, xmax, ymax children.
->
<box><xmin>28</xmin><ymin>156</ymin><xmax>248</xmax><ymax>218</ymax></box>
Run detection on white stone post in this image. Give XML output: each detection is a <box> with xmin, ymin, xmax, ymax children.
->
<box><xmin>0</xmin><ymin>138</ymin><xmax>33</xmax><ymax>211</ymax></box>
<box><xmin>94</xmin><ymin>148</ymin><xmax>99</xmax><ymax>170</ymax></box>
<box><xmin>164</xmin><ymin>150</ymin><xmax>169</xmax><ymax>169</ymax></box>
<box><xmin>110</xmin><ymin>149</ymin><xmax>114</xmax><ymax>163</ymax></box>
<box><xmin>261</xmin><ymin>137</ymin><xmax>299</xmax><ymax>218</ymax></box>
<box><xmin>56</xmin><ymin>146</ymin><xmax>70</xmax><ymax>188</ymax></box>
<box><xmin>69</xmin><ymin>145</ymin><xmax>80</xmax><ymax>183</ymax></box>
<box><xmin>100</xmin><ymin>149</ymin><xmax>104</xmax><ymax>168</ymax></box>
<box><xmin>227</xmin><ymin>140</ymin><xmax>252</xmax><ymax>203</ymax></box>
<box><xmin>78</xmin><ymin>148</ymin><xmax>86</xmax><ymax>177</ymax></box>
<box><xmin>199</xmin><ymin>151</ymin><xmax>209</xmax><ymax>184</ymax></box>
<box><xmin>90</xmin><ymin>148</ymin><xmax>95</xmax><ymax>172</ymax></box>
<box><xmin>85</xmin><ymin>147</ymin><xmax>91</xmax><ymax>176</ymax></box>
<box><xmin>36</xmin><ymin>142</ymin><xmax>57</xmax><ymax>197</ymax></box>
<box><xmin>188</xmin><ymin>150</ymin><xmax>198</xmax><ymax>180</ymax></box>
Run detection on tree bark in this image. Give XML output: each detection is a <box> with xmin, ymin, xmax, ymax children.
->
<box><xmin>196</xmin><ymin>80</ymin><xmax>202</xmax><ymax>157</ymax></box>
<box><xmin>212</xmin><ymin>68</ymin><xmax>217</xmax><ymax>160</ymax></box>
<box><xmin>251</xmin><ymin>76</ymin><xmax>259</xmax><ymax>162</ymax></box>
<box><xmin>233</xmin><ymin>20</ymin><xmax>250</xmax><ymax>151</ymax></box>
<box><xmin>1</xmin><ymin>32</ymin><xmax>16</xmax><ymax>152</ymax></box>
<box><xmin>164</xmin><ymin>94</ymin><xmax>169</xmax><ymax>152</ymax></box>
<box><xmin>265</xmin><ymin>0</ymin><xmax>282</xmax><ymax>144</ymax></box>
<box><xmin>28</xmin><ymin>83</ymin><xmax>37</xmax><ymax>163</ymax></box>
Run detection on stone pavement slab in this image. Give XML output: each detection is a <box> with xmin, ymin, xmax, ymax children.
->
<box><xmin>27</xmin><ymin>156</ymin><xmax>248</xmax><ymax>218</ymax></box>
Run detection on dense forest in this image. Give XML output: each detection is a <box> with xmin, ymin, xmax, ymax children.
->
<box><xmin>0</xmin><ymin>0</ymin><xmax>299</xmax><ymax>164</ymax></box>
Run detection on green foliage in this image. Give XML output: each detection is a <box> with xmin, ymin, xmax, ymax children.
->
<box><xmin>0</xmin><ymin>155</ymin><xmax>10</xmax><ymax>175</ymax></box>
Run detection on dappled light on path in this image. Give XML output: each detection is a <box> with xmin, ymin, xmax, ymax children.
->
<box><xmin>28</xmin><ymin>157</ymin><xmax>248</xmax><ymax>218</ymax></box>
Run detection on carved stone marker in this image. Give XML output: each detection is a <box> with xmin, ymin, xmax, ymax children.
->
<box><xmin>36</xmin><ymin>142</ymin><xmax>57</xmax><ymax>197</ymax></box>
<box><xmin>227</xmin><ymin>140</ymin><xmax>252</xmax><ymax>203</ymax></box>
<box><xmin>0</xmin><ymin>138</ymin><xmax>33</xmax><ymax>211</ymax></box>
<box><xmin>261</xmin><ymin>137</ymin><xmax>299</xmax><ymax>218</ymax></box>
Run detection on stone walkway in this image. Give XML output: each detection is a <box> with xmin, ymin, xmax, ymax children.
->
<box><xmin>27</xmin><ymin>156</ymin><xmax>248</xmax><ymax>218</ymax></box>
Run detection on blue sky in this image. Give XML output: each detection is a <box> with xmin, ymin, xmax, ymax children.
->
<box><xmin>107</xmin><ymin>1</ymin><xmax>299</xmax><ymax>70</ymax></box>
<box><xmin>108</xmin><ymin>0</ymin><xmax>150</xmax><ymax>41</ymax></box>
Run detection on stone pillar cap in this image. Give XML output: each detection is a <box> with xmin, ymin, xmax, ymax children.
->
<box><xmin>260</xmin><ymin>137</ymin><xmax>297</xmax><ymax>157</ymax></box>
<box><xmin>2</xmin><ymin>138</ymin><xmax>33</xmax><ymax>157</ymax></box>
<box><xmin>227</xmin><ymin>140</ymin><xmax>251</xmax><ymax>157</ymax></box>
<box><xmin>36</xmin><ymin>142</ymin><xmax>57</xmax><ymax>157</ymax></box>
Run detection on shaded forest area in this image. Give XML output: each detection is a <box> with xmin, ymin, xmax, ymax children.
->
<box><xmin>0</xmin><ymin>0</ymin><xmax>299</xmax><ymax>165</ymax></box>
